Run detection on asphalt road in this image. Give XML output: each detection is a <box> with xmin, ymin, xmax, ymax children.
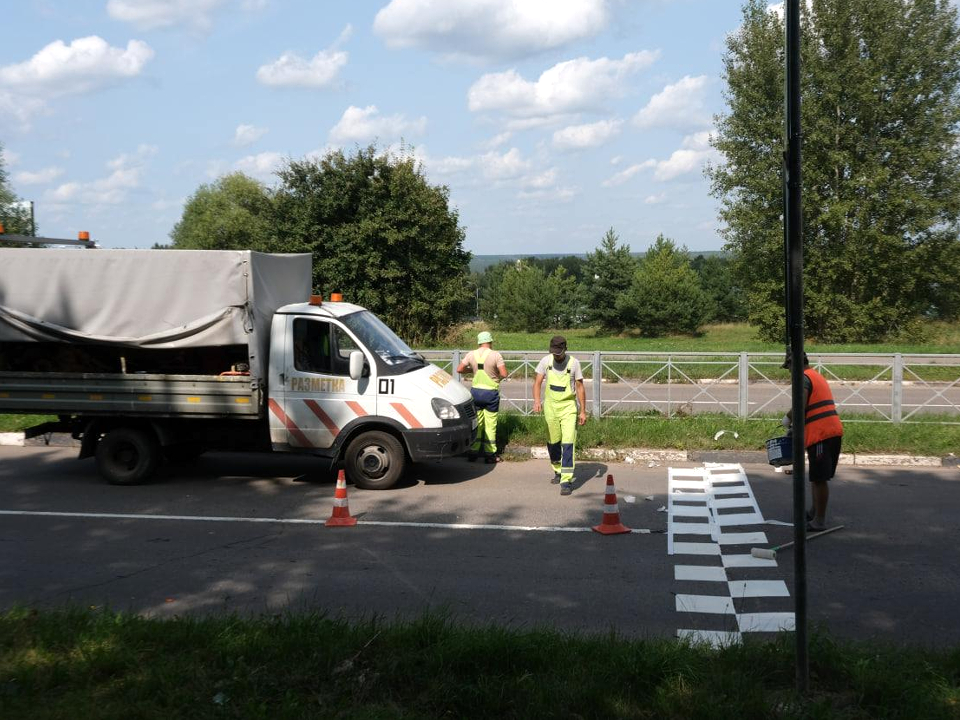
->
<box><xmin>1</xmin><ymin>446</ymin><xmax>958</xmax><ymax>646</ymax></box>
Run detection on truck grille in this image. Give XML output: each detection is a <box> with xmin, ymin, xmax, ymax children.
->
<box><xmin>458</xmin><ymin>401</ymin><xmax>477</xmax><ymax>421</ymax></box>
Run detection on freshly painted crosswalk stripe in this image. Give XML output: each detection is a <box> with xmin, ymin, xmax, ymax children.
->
<box><xmin>675</xmin><ymin>594</ymin><xmax>735</xmax><ymax>615</ymax></box>
<box><xmin>717</xmin><ymin>531</ymin><xmax>768</xmax><ymax>545</ymax></box>
<box><xmin>722</xmin><ymin>553</ymin><xmax>778</xmax><ymax>568</ymax></box>
<box><xmin>672</xmin><ymin>542</ymin><xmax>722</xmax><ymax>556</ymax></box>
<box><xmin>715</xmin><ymin>512</ymin><xmax>765</xmax><ymax>527</ymax></box>
<box><xmin>671</xmin><ymin>522</ymin><xmax>714</xmax><ymax>535</ymax></box>
<box><xmin>675</xmin><ymin>565</ymin><xmax>727</xmax><ymax>582</ymax></box>
<box><xmin>728</xmin><ymin>580</ymin><xmax>790</xmax><ymax>598</ymax></box>
<box><xmin>671</xmin><ymin>505</ymin><xmax>711</xmax><ymax>518</ymax></box>
<box><xmin>711</xmin><ymin>497</ymin><xmax>755</xmax><ymax>509</ymax></box>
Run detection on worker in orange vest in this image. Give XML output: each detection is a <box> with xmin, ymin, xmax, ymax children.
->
<box><xmin>783</xmin><ymin>352</ymin><xmax>844</xmax><ymax>532</ymax></box>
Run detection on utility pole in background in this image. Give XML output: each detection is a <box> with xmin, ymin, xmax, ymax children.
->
<box><xmin>784</xmin><ymin>0</ymin><xmax>809</xmax><ymax>694</ymax></box>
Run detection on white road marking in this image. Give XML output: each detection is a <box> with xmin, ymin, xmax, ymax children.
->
<box><xmin>728</xmin><ymin>580</ymin><xmax>790</xmax><ymax>598</ymax></box>
<box><xmin>0</xmin><ymin>510</ymin><xmax>655</xmax><ymax>534</ymax></box>
<box><xmin>737</xmin><ymin>612</ymin><xmax>796</xmax><ymax>632</ymax></box>
<box><xmin>675</xmin><ymin>565</ymin><xmax>727</xmax><ymax>582</ymax></box>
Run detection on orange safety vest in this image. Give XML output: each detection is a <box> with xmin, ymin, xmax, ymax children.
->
<box><xmin>804</xmin><ymin>368</ymin><xmax>843</xmax><ymax>447</ymax></box>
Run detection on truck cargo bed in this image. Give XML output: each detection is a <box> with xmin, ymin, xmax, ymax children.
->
<box><xmin>0</xmin><ymin>372</ymin><xmax>261</xmax><ymax>418</ymax></box>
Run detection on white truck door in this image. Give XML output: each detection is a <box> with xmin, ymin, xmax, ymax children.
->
<box><xmin>273</xmin><ymin>317</ymin><xmax>375</xmax><ymax>450</ymax></box>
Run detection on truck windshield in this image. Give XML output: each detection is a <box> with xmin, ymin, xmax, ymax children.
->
<box><xmin>340</xmin><ymin>311</ymin><xmax>426</xmax><ymax>371</ymax></box>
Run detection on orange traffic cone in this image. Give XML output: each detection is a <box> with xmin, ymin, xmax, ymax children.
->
<box><xmin>326</xmin><ymin>469</ymin><xmax>357</xmax><ymax>527</ymax></box>
<box><xmin>592</xmin><ymin>474</ymin><xmax>631</xmax><ymax>535</ymax></box>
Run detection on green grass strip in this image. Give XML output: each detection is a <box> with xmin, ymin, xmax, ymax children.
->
<box><xmin>1</xmin><ymin>608</ymin><xmax>958</xmax><ymax>719</ymax></box>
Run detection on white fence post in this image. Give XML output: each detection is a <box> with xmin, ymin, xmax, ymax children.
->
<box><xmin>739</xmin><ymin>352</ymin><xmax>749</xmax><ymax>419</ymax></box>
<box><xmin>592</xmin><ymin>351</ymin><xmax>602</xmax><ymax>418</ymax></box>
<box><xmin>892</xmin><ymin>353</ymin><xmax>903</xmax><ymax>423</ymax></box>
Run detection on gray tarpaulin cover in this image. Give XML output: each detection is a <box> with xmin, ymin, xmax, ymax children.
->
<box><xmin>0</xmin><ymin>249</ymin><xmax>312</xmax><ymax>379</ymax></box>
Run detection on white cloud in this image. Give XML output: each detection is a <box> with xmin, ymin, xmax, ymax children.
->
<box><xmin>234</xmin><ymin>151</ymin><xmax>284</xmax><ymax>180</ymax></box>
<box><xmin>468</xmin><ymin>51</ymin><xmax>659</xmax><ymax>125</ymax></box>
<box><xmin>14</xmin><ymin>166</ymin><xmax>64</xmax><ymax>185</ymax></box>
<box><xmin>374</xmin><ymin>0</ymin><xmax>609</xmax><ymax>62</ymax></box>
<box><xmin>644</xmin><ymin>192</ymin><xmax>667</xmax><ymax>205</ymax></box>
<box><xmin>602</xmin><ymin>160</ymin><xmax>655</xmax><ymax>187</ymax></box>
<box><xmin>233</xmin><ymin>124</ymin><xmax>268</xmax><ymax>146</ymax></box>
<box><xmin>106</xmin><ymin>0</ymin><xmax>229</xmax><ymax>31</ymax></box>
<box><xmin>257</xmin><ymin>26</ymin><xmax>351</xmax><ymax>89</ymax></box>
<box><xmin>328</xmin><ymin>105</ymin><xmax>427</xmax><ymax>144</ymax></box>
<box><xmin>46</xmin><ymin>145</ymin><xmax>157</xmax><ymax>206</ymax></box>
<box><xmin>478</xmin><ymin>148</ymin><xmax>532</xmax><ymax>181</ymax></box>
<box><xmin>602</xmin><ymin>132</ymin><xmax>718</xmax><ymax>185</ymax></box>
<box><xmin>1</xmin><ymin>148</ymin><xmax>20</xmax><ymax>167</ymax></box>
<box><xmin>483</xmin><ymin>131</ymin><xmax>513</xmax><ymax>149</ymax></box>
<box><xmin>634</xmin><ymin>75</ymin><xmax>711</xmax><ymax>129</ymax></box>
<box><xmin>0</xmin><ymin>36</ymin><xmax>153</xmax><ymax>99</ymax></box>
<box><xmin>651</xmin><ymin>131</ymin><xmax>718</xmax><ymax>181</ymax></box>
<box><xmin>552</xmin><ymin>119</ymin><xmax>623</xmax><ymax>150</ymax></box>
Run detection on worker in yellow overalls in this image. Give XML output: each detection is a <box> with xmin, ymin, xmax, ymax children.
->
<box><xmin>533</xmin><ymin>336</ymin><xmax>587</xmax><ymax>495</ymax></box>
<box><xmin>457</xmin><ymin>331</ymin><xmax>507</xmax><ymax>463</ymax></box>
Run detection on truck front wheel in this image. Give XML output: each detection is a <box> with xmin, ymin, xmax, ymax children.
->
<box><xmin>96</xmin><ymin>428</ymin><xmax>161</xmax><ymax>485</ymax></box>
<box><xmin>344</xmin><ymin>431</ymin><xmax>406</xmax><ymax>490</ymax></box>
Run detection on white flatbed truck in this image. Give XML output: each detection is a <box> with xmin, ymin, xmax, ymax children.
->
<box><xmin>0</xmin><ymin>247</ymin><xmax>476</xmax><ymax>488</ymax></box>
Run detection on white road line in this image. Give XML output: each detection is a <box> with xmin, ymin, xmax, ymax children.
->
<box><xmin>672</xmin><ymin>542</ymin><xmax>722</xmax><ymax>556</ymax></box>
<box><xmin>728</xmin><ymin>580</ymin><xmax>790</xmax><ymax>598</ymax></box>
<box><xmin>0</xmin><ymin>510</ymin><xmax>655</xmax><ymax>534</ymax></box>
<box><xmin>675</xmin><ymin>594</ymin><xmax>735</xmax><ymax>614</ymax></box>
<box><xmin>717</xmin><ymin>531</ymin><xmax>768</xmax><ymax>545</ymax></box>
<box><xmin>671</xmin><ymin>522</ymin><xmax>714</xmax><ymax>535</ymax></box>
<box><xmin>675</xmin><ymin>565</ymin><xmax>727</xmax><ymax>582</ymax></box>
<box><xmin>722</xmin><ymin>553</ymin><xmax>778</xmax><ymax>568</ymax></box>
<box><xmin>715</xmin><ymin>512</ymin><xmax>765</xmax><ymax>527</ymax></box>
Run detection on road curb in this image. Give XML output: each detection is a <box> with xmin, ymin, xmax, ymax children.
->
<box><xmin>1</xmin><ymin>433</ymin><xmax>956</xmax><ymax>467</ymax></box>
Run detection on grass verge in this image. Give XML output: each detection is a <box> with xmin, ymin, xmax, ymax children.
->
<box><xmin>497</xmin><ymin>413</ymin><xmax>960</xmax><ymax>457</ymax></box>
<box><xmin>1</xmin><ymin>608</ymin><xmax>958</xmax><ymax>720</ymax></box>
<box><xmin>1</xmin><ymin>413</ymin><xmax>957</xmax><ymax>457</ymax></box>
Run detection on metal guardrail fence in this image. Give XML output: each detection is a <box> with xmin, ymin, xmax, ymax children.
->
<box><xmin>418</xmin><ymin>351</ymin><xmax>960</xmax><ymax>424</ymax></box>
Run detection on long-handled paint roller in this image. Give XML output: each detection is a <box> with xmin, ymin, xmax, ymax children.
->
<box><xmin>750</xmin><ymin>525</ymin><xmax>844</xmax><ymax>559</ymax></box>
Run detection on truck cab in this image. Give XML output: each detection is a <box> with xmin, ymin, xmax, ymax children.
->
<box><xmin>266</xmin><ymin>296</ymin><xmax>476</xmax><ymax>489</ymax></box>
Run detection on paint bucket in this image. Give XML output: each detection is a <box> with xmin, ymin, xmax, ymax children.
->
<box><xmin>765</xmin><ymin>436</ymin><xmax>792</xmax><ymax>467</ymax></box>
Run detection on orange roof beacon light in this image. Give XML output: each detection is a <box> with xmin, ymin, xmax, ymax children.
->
<box><xmin>309</xmin><ymin>294</ymin><xmax>324</xmax><ymax>306</ymax></box>
<box><xmin>78</xmin><ymin>231</ymin><xmax>90</xmax><ymax>242</ymax></box>
<box><xmin>330</xmin><ymin>292</ymin><xmax>343</xmax><ymax>302</ymax></box>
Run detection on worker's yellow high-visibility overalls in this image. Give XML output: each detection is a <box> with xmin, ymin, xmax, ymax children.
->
<box><xmin>544</xmin><ymin>359</ymin><xmax>577</xmax><ymax>485</ymax></box>
<box><xmin>470</xmin><ymin>349</ymin><xmax>500</xmax><ymax>461</ymax></box>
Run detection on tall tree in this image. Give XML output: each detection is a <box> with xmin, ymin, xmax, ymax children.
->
<box><xmin>170</xmin><ymin>172</ymin><xmax>274</xmax><ymax>251</ymax></box>
<box><xmin>0</xmin><ymin>142</ymin><xmax>32</xmax><ymax>240</ymax></box>
<box><xmin>618</xmin><ymin>236</ymin><xmax>710</xmax><ymax>337</ymax></box>
<box><xmin>272</xmin><ymin>146</ymin><xmax>472</xmax><ymax>344</ymax></box>
<box><xmin>691</xmin><ymin>254</ymin><xmax>747</xmax><ymax>323</ymax></box>
<box><xmin>709</xmin><ymin>0</ymin><xmax>960</xmax><ymax>342</ymax></box>
<box><xmin>583</xmin><ymin>228</ymin><xmax>637</xmax><ymax>333</ymax></box>
<box><xmin>489</xmin><ymin>261</ymin><xmax>569</xmax><ymax>333</ymax></box>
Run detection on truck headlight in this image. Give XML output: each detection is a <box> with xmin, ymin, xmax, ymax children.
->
<box><xmin>431</xmin><ymin>398</ymin><xmax>460</xmax><ymax>420</ymax></box>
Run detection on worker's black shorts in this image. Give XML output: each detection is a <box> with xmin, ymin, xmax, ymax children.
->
<box><xmin>807</xmin><ymin>436</ymin><xmax>842</xmax><ymax>482</ymax></box>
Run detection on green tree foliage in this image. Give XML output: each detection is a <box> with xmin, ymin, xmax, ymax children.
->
<box><xmin>709</xmin><ymin>0</ymin><xmax>960</xmax><ymax>342</ymax></box>
<box><xmin>618</xmin><ymin>236</ymin><xmax>710</xmax><ymax>337</ymax></box>
<box><xmin>488</xmin><ymin>262</ymin><xmax>573</xmax><ymax>332</ymax></box>
<box><xmin>583</xmin><ymin>228</ymin><xmax>637</xmax><ymax>333</ymax></box>
<box><xmin>0</xmin><ymin>142</ymin><xmax>32</xmax><ymax>240</ymax></box>
<box><xmin>691</xmin><ymin>254</ymin><xmax>747</xmax><ymax>322</ymax></box>
<box><xmin>272</xmin><ymin>146</ymin><xmax>471</xmax><ymax>343</ymax></box>
<box><xmin>170</xmin><ymin>172</ymin><xmax>274</xmax><ymax>251</ymax></box>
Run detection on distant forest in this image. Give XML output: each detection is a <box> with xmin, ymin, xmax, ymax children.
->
<box><xmin>469</xmin><ymin>250</ymin><xmax>724</xmax><ymax>274</ymax></box>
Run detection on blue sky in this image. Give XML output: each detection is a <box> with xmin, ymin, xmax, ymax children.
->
<box><xmin>1</xmin><ymin>0</ymin><xmax>747</xmax><ymax>255</ymax></box>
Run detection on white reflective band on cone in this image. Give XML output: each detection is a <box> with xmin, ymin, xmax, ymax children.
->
<box><xmin>333</xmin><ymin>498</ymin><xmax>349</xmax><ymax>507</ymax></box>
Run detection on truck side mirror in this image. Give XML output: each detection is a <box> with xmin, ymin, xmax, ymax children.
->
<box><xmin>349</xmin><ymin>350</ymin><xmax>366</xmax><ymax>381</ymax></box>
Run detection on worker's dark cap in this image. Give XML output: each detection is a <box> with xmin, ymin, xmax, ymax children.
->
<box><xmin>549</xmin><ymin>335</ymin><xmax>567</xmax><ymax>353</ymax></box>
<box><xmin>781</xmin><ymin>351</ymin><xmax>809</xmax><ymax>368</ymax></box>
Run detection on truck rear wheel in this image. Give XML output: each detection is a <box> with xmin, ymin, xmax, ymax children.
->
<box><xmin>344</xmin><ymin>430</ymin><xmax>406</xmax><ymax>490</ymax></box>
<box><xmin>96</xmin><ymin>427</ymin><xmax>161</xmax><ymax>485</ymax></box>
